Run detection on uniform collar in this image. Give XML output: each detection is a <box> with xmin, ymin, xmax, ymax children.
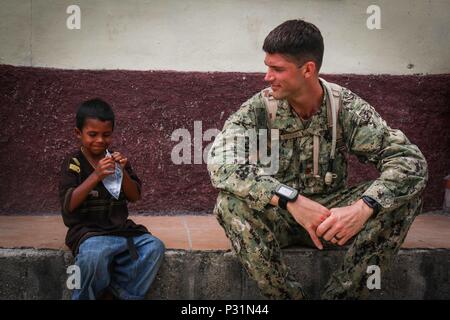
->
<box><xmin>271</xmin><ymin>81</ymin><xmax>329</xmax><ymax>135</ymax></box>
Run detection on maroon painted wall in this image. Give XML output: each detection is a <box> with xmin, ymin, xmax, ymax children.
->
<box><xmin>0</xmin><ymin>65</ymin><xmax>449</xmax><ymax>215</ymax></box>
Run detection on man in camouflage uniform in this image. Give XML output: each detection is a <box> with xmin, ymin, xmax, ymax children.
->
<box><xmin>207</xmin><ymin>20</ymin><xmax>428</xmax><ymax>299</ymax></box>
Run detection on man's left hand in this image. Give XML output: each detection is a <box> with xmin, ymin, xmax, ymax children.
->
<box><xmin>316</xmin><ymin>199</ymin><xmax>374</xmax><ymax>246</ymax></box>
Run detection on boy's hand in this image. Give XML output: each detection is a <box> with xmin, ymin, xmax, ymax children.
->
<box><xmin>94</xmin><ymin>157</ymin><xmax>115</xmax><ymax>181</ymax></box>
<box><xmin>111</xmin><ymin>152</ymin><xmax>128</xmax><ymax>169</ymax></box>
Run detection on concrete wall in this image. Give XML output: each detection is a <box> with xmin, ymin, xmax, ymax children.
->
<box><xmin>0</xmin><ymin>66</ymin><xmax>448</xmax><ymax>214</ymax></box>
<box><xmin>1</xmin><ymin>0</ymin><xmax>449</xmax><ymax>74</ymax></box>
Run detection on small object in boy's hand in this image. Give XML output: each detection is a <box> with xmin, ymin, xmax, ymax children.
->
<box><xmin>102</xmin><ymin>150</ymin><xmax>123</xmax><ymax>199</ymax></box>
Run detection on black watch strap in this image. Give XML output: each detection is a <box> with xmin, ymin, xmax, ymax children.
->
<box><xmin>362</xmin><ymin>196</ymin><xmax>381</xmax><ymax>214</ymax></box>
<box><xmin>278</xmin><ymin>196</ymin><xmax>288</xmax><ymax>210</ymax></box>
<box><xmin>274</xmin><ymin>184</ymin><xmax>299</xmax><ymax>211</ymax></box>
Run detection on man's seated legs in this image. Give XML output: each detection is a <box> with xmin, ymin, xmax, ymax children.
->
<box><xmin>316</xmin><ymin>181</ymin><xmax>423</xmax><ymax>299</ymax></box>
<box><xmin>214</xmin><ymin>191</ymin><xmax>309</xmax><ymax>299</ymax></box>
<box><xmin>215</xmin><ymin>180</ymin><xmax>422</xmax><ymax>300</ymax></box>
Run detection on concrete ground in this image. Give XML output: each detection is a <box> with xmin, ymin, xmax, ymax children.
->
<box><xmin>0</xmin><ymin>214</ymin><xmax>449</xmax><ymax>299</ymax></box>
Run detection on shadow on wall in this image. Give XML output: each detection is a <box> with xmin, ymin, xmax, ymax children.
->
<box><xmin>0</xmin><ymin>65</ymin><xmax>448</xmax><ymax>214</ymax></box>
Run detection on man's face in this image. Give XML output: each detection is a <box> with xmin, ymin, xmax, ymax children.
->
<box><xmin>76</xmin><ymin>118</ymin><xmax>113</xmax><ymax>157</ymax></box>
<box><xmin>263</xmin><ymin>53</ymin><xmax>305</xmax><ymax>100</ymax></box>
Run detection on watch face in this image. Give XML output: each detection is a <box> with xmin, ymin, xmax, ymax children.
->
<box><xmin>278</xmin><ymin>186</ymin><xmax>294</xmax><ymax>198</ymax></box>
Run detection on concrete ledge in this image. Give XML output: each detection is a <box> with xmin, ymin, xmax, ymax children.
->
<box><xmin>1</xmin><ymin>248</ymin><xmax>449</xmax><ymax>300</ymax></box>
<box><xmin>1</xmin><ymin>214</ymin><xmax>450</xmax><ymax>299</ymax></box>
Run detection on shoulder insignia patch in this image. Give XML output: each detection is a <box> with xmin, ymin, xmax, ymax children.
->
<box><xmin>72</xmin><ymin>158</ymin><xmax>80</xmax><ymax>166</ymax></box>
<box><xmin>69</xmin><ymin>163</ymin><xmax>80</xmax><ymax>173</ymax></box>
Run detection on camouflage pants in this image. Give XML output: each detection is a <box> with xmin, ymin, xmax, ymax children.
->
<box><xmin>214</xmin><ymin>181</ymin><xmax>422</xmax><ymax>300</ymax></box>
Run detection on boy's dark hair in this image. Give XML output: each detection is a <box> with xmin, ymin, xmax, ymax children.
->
<box><xmin>76</xmin><ymin>98</ymin><xmax>115</xmax><ymax>130</ymax></box>
<box><xmin>263</xmin><ymin>19</ymin><xmax>324</xmax><ymax>71</ymax></box>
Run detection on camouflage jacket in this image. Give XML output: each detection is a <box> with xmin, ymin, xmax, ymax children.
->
<box><xmin>207</xmin><ymin>82</ymin><xmax>428</xmax><ymax>212</ymax></box>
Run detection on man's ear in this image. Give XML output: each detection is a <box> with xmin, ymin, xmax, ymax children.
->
<box><xmin>303</xmin><ymin>61</ymin><xmax>317</xmax><ymax>79</ymax></box>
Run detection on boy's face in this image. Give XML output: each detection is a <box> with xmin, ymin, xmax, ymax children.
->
<box><xmin>76</xmin><ymin>118</ymin><xmax>113</xmax><ymax>157</ymax></box>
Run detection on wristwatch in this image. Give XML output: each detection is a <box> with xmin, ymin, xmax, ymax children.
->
<box><xmin>361</xmin><ymin>196</ymin><xmax>381</xmax><ymax>215</ymax></box>
<box><xmin>274</xmin><ymin>184</ymin><xmax>299</xmax><ymax>210</ymax></box>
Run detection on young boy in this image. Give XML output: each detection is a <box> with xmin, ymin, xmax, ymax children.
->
<box><xmin>59</xmin><ymin>98</ymin><xmax>165</xmax><ymax>300</ymax></box>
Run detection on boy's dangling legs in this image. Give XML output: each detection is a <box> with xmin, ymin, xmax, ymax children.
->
<box><xmin>109</xmin><ymin>234</ymin><xmax>165</xmax><ymax>299</ymax></box>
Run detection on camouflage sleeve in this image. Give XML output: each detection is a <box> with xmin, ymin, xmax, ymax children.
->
<box><xmin>207</xmin><ymin>94</ymin><xmax>282</xmax><ymax>212</ymax></box>
<box><xmin>341</xmin><ymin>89</ymin><xmax>428</xmax><ymax>210</ymax></box>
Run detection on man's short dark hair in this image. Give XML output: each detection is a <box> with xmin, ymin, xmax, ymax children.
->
<box><xmin>263</xmin><ymin>19</ymin><xmax>324</xmax><ymax>71</ymax></box>
<box><xmin>76</xmin><ymin>98</ymin><xmax>115</xmax><ymax>130</ymax></box>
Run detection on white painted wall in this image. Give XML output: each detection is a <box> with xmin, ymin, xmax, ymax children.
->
<box><xmin>1</xmin><ymin>0</ymin><xmax>449</xmax><ymax>74</ymax></box>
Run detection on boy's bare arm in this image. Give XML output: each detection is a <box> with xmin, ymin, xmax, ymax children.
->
<box><xmin>111</xmin><ymin>152</ymin><xmax>141</xmax><ymax>202</ymax></box>
<box><xmin>68</xmin><ymin>157</ymin><xmax>115</xmax><ymax>213</ymax></box>
<box><xmin>121</xmin><ymin>170</ymin><xmax>141</xmax><ymax>202</ymax></box>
